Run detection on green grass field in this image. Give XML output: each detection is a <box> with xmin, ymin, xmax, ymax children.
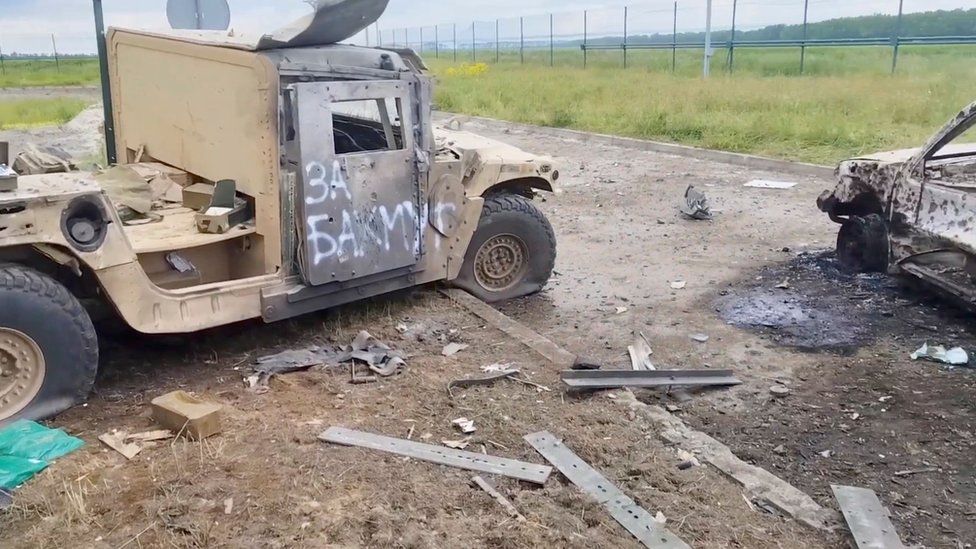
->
<box><xmin>0</xmin><ymin>58</ymin><xmax>100</xmax><ymax>88</ymax></box>
<box><xmin>2</xmin><ymin>48</ymin><xmax>975</xmax><ymax>164</ymax></box>
<box><xmin>431</xmin><ymin>45</ymin><xmax>976</xmax><ymax>164</ymax></box>
<box><xmin>0</xmin><ymin>98</ymin><xmax>91</xmax><ymax>130</ymax></box>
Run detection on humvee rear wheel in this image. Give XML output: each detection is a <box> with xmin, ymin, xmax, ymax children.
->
<box><xmin>0</xmin><ymin>265</ymin><xmax>98</xmax><ymax>424</ymax></box>
<box><xmin>454</xmin><ymin>194</ymin><xmax>556</xmax><ymax>303</ymax></box>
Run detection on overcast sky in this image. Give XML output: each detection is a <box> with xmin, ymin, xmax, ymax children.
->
<box><xmin>3</xmin><ymin>0</ymin><xmax>975</xmax><ymax>54</ymax></box>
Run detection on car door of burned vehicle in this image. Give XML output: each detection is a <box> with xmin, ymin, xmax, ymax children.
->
<box><xmin>289</xmin><ymin>80</ymin><xmax>425</xmax><ymax>286</ymax></box>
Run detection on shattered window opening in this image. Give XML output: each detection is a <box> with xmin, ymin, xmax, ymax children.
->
<box><xmin>332</xmin><ymin>98</ymin><xmax>404</xmax><ymax>155</ymax></box>
<box><xmin>925</xmin><ymin>116</ymin><xmax>976</xmax><ymax>187</ymax></box>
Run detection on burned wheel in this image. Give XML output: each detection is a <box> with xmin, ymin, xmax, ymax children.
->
<box><xmin>454</xmin><ymin>194</ymin><xmax>556</xmax><ymax>303</ymax></box>
<box><xmin>837</xmin><ymin>214</ymin><xmax>888</xmax><ymax>273</ymax></box>
<box><xmin>0</xmin><ymin>265</ymin><xmax>98</xmax><ymax>425</ymax></box>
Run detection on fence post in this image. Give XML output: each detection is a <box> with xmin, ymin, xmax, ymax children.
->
<box><xmin>520</xmin><ymin>17</ymin><xmax>524</xmax><ymax>64</ymax></box>
<box><xmin>704</xmin><ymin>0</ymin><xmax>713</xmax><ymax>77</ymax></box>
<box><xmin>496</xmin><ymin>19</ymin><xmax>500</xmax><ymax>63</ymax></box>
<box><xmin>729</xmin><ymin>0</ymin><xmax>737</xmax><ymax>72</ymax></box>
<box><xmin>52</xmin><ymin>34</ymin><xmax>60</xmax><ymax>72</ymax></box>
<box><xmin>550</xmin><ymin>13</ymin><xmax>555</xmax><ymax>67</ymax></box>
<box><xmin>800</xmin><ymin>0</ymin><xmax>809</xmax><ymax>74</ymax></box>
<box><xmin>672</xmin><ymin>2</ymin><xmax>678</xmax><ymax>73</ymax></box>
<box><xmin>472</xmin><ymin>21</ymin><xmax>476</xmax><ymax>62</ymax></box>
<box><xmin>0</xmin><ymin>41</ymin><xmax>5</xmax><ymax>76</ymax></box>
<box><xmin>420</xmin><ymin>27</ymin><xmax>424</xmax><ymax>54</ymax></box>
<box><xmin>623</xmin><ymin>6</ymin><xmax>629</xmax><ymax>68</ymax></box>
<box><xmin>891</xmin><ymin>0</ymin><xmax>904</xmax><ymax>74</ymax></box>
<box><xmin>454</xmin><ymin>24</ymin><xmax>458</xmax><ymax>62</ymax></box>
<box><xmin>435</xmin><ymin>25</ymin><xmax>439</xmax><ymax>58</ymax></box>
<box><xmin>583</xmin><ymin>10</ymin><xmax>588</xmax><ymax>69</ymax></box>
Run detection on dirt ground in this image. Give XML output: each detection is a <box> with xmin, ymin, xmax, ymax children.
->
<box><xmin>1</xmin><ymin>112</ymin><xmax>973</xmax><ymax>548</ymax></box>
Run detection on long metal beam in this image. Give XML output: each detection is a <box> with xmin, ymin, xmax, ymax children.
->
<box><xmin>561</xmin><ymin>369</ymin><xmax>741</xmax><ymax>390</ymax></box>
<box><xmin>320</xmin><ymin>427</ymin><xmax>553</xmax><ymax>484</ymax></box>
<box><xmin>525</xmin><ymin>431</ymin><xmax>689</xmax><ymax>549</ymax></box>
<box><xmin>832</xmin><ymin>485</ymin><xmax>905</xmax><ymax>549</ymax></box>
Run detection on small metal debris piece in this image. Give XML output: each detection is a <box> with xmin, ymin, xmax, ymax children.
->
<box><xmin>744</xmin><ymin>179</ymin><xmax>798</xmax><ymax>190</ymax></box>
<box><xmin>452</xmin><ymin>418</ymin><xmax>477</xmax><ymax>434</ymax></box>
<box><xmin>320</xmin><ymin>427</ymin><xmax>553</xmax><ymax>484</ymax></box>
<box><xmin>561</xmin><ymin>369</ymin><xmax>742</xmax><ymax>390</ymax></box>
<box><xmin>442</xmin><ymin>342</ymin><xmax>470</xmax><ymax>357</ymax></box>
<box><xmin>447</xmin><ymin>369</ymin><xmax>520</xmax><ymax>397</ymax></box>
<box><xmin>441</xmin><ymin>289</ymin><xmax>577</xmax><ymax>368</ymax></box>
<box><xmin>628</xmin><ymin>333</ymin><xmax>655</xmax><ymax>371</ymax></box>
<box><xmin>670</xmin><ymin>281</ymin><xmax>687</xmax><ymax>290</ymax></box>
<box><xmin>471</xmin><ymin>475</ymin><xmax>525</xmax><ymax>522</ymax></box>
<box><xmin>524</xmin><ymin>431</ymin><xmax>689</xmax><ymax>549</ymax></box>
<box><xmin>690</xmin><ymin>334</ymin><xmax>710</xmax><ymax>344</ymax></box>
<box><xmin>832</xmin><ymin>485</ymin><xmax>906</xmax><ymax>549</ymax></box>
<box><xmin>680</xmin><ymin>185</ymin><xmax>713</xmax><ymax>221</ymax></box>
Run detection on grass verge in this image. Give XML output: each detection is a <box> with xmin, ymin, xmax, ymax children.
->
<box><xmin>0</xmin><ymin>59</ymin><xmax>100</xmax><ymax>88</ymax></box>
<box><xmin>0</xmin><ymin>98</ymin><xmax>91</xmax><ymax>129</ymax></box>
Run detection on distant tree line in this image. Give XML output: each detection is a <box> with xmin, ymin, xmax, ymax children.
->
<box><xmin>581</xmin><ymin>8</ymin><xmax>976</xmax><ymax>46</ymax></box>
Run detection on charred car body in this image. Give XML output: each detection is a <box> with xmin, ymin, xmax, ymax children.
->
<box><xmin>0</xmin><ymin>5</ymin><xmax>558</xmax><ymax>424</ymax></box>
<box><xmin>819</xmin><ymin>101</ymin><xmax>976</xmax><ymax>302</ymax></box>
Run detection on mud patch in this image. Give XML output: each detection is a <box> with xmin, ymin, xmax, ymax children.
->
<box><xmin>718</xmin><ymin>251</ymin><xmax>976</xmax><ymax>353</ymax></box>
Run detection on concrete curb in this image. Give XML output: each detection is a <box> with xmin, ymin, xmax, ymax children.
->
<box><xmin>437</xmin><ymin>113</ymin><xmax>836</xmax><ymax>179</ymax></box>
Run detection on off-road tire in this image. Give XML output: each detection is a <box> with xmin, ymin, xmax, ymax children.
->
<box><xmin>837</xmin><ymin>214</ymin><xmax>888</xmax><ymax>273</ymax></box>
<box><xmin>0</xmin><ymin>265</ymin><xmax>98</xmax><ymax>425</ymax></box>
<box><xmin>454</xmin><ymin>194</ymin><xmax>556</xmax><ymax>303</ymax></box>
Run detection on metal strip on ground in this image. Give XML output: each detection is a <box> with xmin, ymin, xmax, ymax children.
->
<box><xmin>832</xmin><ymin>485</ymin><xmax>905</xmax><ymax>549</ymax></box>
<box><xmin>441</xmin><ymin>289</ymin><xmax>577</xmax><ymax>368</ymax></box>
<box><xmin>561</xmin><ymin>369</ymin><xmax>741</xmax><ymax>390</ymax></box>
<box><xmin>524</xmin><ymin>431</ymin><xmax>690</xmax><ymax>549</ymax></box>
<box><xmin>320</xmin><ymin>427</ymin><xmax>552</xmax><ymax>484</ymax></box>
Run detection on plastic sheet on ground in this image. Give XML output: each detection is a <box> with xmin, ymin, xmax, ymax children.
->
<box><xmin>0</xmin><ymin>420</ymin><xmax>84</xmax><ymax>491</ymax></box>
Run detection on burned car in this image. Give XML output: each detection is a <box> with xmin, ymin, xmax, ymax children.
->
<box><xmin>818</xmin><ymin>101</ymin><xmax>976</xmax><ymax>301</ymax></box>
<box><xmin>0</xmin><ymin>4</ymin><xmax>558</xmax><ymax>424</ymax></box>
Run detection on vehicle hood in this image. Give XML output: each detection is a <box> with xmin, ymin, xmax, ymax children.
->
<box><xmin>434</xmin><ymin>127</ymin><xmax>544</xmax><ymax>164</ymax></box>
<box><xmin>847</xmin><ymin>147</ymin><xmax>920</xmax><ymax>165</ymax></box>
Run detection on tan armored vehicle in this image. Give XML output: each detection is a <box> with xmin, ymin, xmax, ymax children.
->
<box><xmin>0</xmin><ymin>8</ymin><xmax>558</xmax><ymax>423</ymax></box>
<box><xmin>818</xmin><ymin>100</ymin><xmax>976</xmax><ymax>301</ymax></box>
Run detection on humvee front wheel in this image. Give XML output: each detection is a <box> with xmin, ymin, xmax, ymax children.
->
<box><xmin>0</xmin><ymin>265</ymin><xmax>98</xmax><ymax>424</ymax></box>
<box><xmin>454</xmin><ymin>195</ymin><xmax>556</xmax><ymax>303</ymax></box>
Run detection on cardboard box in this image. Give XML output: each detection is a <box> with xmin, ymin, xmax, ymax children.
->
<box><xmin>151</xmin><ymin>391</ymin><xmax>222</xmax><ymax>440</ymax></box>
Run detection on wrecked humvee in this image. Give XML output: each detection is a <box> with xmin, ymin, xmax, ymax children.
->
<box><xmin>818</xmin><ymin>100</ymin><xmax>976</xmax><ymax>302</ymax></box>
<box><xmin>0</xmin><ymin>6</ymin><xmax>559</xmax><ymax>424</ymax></box>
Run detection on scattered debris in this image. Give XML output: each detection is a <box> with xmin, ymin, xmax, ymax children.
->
<box><xmin>775</xmin><ymin>279</ymin><xmax>791</xmax><ymax>290</ymax></box>
<box><xmin>680</xmin><ymin>185</ymin><xmax>713</xmax><ymax>221</ymax></box>
<box><xmin>628</xmin><ymin>333</ymin><xmax>655</xmax><ymax>371</ymax></box>
<box><xmin>471</xmin><ymin>475</ymin><xmax>526</xmax><ymax>522</ymax></box>
<box><xmin>442</xmin><ymin>438</ymin><xmax>472</xmax><ymax>450</ymax></box>
<box><xmin>0</xmin><ymin>488</ymin><xmax>11</xmax><ymax>510</ymax></box>
<box><xmin>447</xmin><ymin>369</ymin><xmax>520</xmax><ymax>397</ymax></box>
<box><xmin>572</xmin><ymin>359</ymin><xmax>603</xmax><ymax>371</ymax></box>
<box><xmin>525</xmin><ymin>431</ymin><xmax>689</xmax><ymax>549</ymax></box>
<box><xmin>482</xmin><ymin>363</ymin><xmax>517</xmax><ymax>374</ymax></box>
<box><xmin>561</xmin><ymin>369</ymin><xmax>742</xmax><ymax>391</ymax></box>
<box><xmin>770</xmin><ymin>384</ymin><xmax>791</xmax><ymax>397</ymax></box>
<box><xmin>0</xmin><ymin>165</ymin><xmax>17</xmax><ymax>192</ymax></box>
<box><xmin>98</xmin><ymin>430</ymin><xmax>144</xmax><ymax>460</ymax></box>
<box><xmin>820</xmin><ymin>450</ymin><xmax>834</xmax><ymax>458</ymax></box>
<box><xmin>690</xmin><ymin>333</ymin><xmax>710</xmax><ymax>343</ymax></box>
<box><xmin>11</xmin><ymin>143</ymin><xmax>75</xmax><ymax>175</ymax></box>
<box><xmin>348</xmin><ymin>331</ymin><xmax>407</xmax><ymax>377</ymax></box>
<box><xmin>442</xmin><ymin>342</ymin><xmax>470</xmax><ymax>357</ymax></box>
<box><xmin>670</xmin><ymin>280</ymin><xmax>687</xmax><ymax>290</ymax></box>
<box><xmin>441</xmin><ymin>289</ymin><xmax>577</xmax><ymax>368</ymax></box>
<box><xmin>893</xmin><ymin>467</ymin><xmax>939</xmax><ymax>477</ymax></box>
<box><xmin>127</xmin><ymin>430</ymin><xmax>174</xmax><ymax>443</ymax></box>
<box><xmin>910</xmin><ymin>343</ymin><xmax>969</xmax><ymax>366</ymax></box>
<box><xmin>676</xmin><ymin>449</ymin><xmax>701</xmax><ymax>469</ymax></box>
<box><xmin>744</xmin><ymin>179</ymin><xmax>798</xmax><ymax>190</ymax></box>
<box><xmin>223</xmin><ymin>498</ymin><xmax>234</xmax><ymax>515</ymax></box>
<box><xmin>320</xmin><ymin>427</ymin><xmax>552</xmax><ymax>484</ymax></box>
<box><xmin>151</xmin><ymin>391</ymin><xmax>223</xmax><ymax>440</ymax></box>
<box><xmin>615</xmin><ymin>306</ymin><xmax>629</xmax><ymax>315</ymax></box>
<box><xmin>452</xmin><ymin>418</ymin><xmax>477</xmax><ymax>434</ymax></box>
<box><xmin>0</xmin><ymin>421</ymin><xmax>84</xmax><ymax>491</ymax></box>
<box><xmin>832</xmin><ymin>485</ymin><xmax>906</xmax><ymax>549</ymax></box>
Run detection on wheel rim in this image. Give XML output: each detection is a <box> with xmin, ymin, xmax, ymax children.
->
<box><xmin>474</xmin><ymin>234</ymin><xmax>529</xmax><ymax>292</ymax></box>
<box><xmin>0</xmin><ymin>328</ymin><xmax>46</xmax><ymax>422</ymax></box>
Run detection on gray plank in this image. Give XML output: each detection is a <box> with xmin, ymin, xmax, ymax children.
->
<box><xmin>832</xmin><ymin>485</ymin><xmax>905</xmax><ymax>549</ymax></box>
<box><xmin>320</xmin><ymin>427</ymin><xmax>552</xmax><ymax>484</ymax></box>
<box><xmin>525</xmin><ymin>431</ymin><xmax>690</xmax><ymax>549</ymax></box>
<box><xmin>561</xmin><ymin>369</ymin><xmax>742</xmax><ymax>389</ymax></box>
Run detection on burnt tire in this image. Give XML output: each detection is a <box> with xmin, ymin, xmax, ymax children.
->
<box><xmin>0</xmin><ymin>265</ymin><xmax>98</xmax><ymax>426</ymax></box>
<box><xmin>837</xmin><ymin>214</ymin><xmax>888</xmax><ymax>273</ymax></box>
<box><xmin>453</xmin><ymin>194</ymin><xmax>556</xmax><ymax>303</ymax></box>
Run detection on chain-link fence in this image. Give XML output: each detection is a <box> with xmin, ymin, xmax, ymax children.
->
<box><xmin>373</xmin><ymin>0</ymin><xmax>976</xmax><ymax>75</ymax></box>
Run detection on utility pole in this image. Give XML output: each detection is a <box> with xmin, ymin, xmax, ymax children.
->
<box><xmin>435</xmin><ymin>25</ymin><xmax>439</xmax><ymax>58</ymax></box>
<box><xmin>472</xmin><ymin>21</ymin><xmax>476</xmax><ymax>62</ymax></box>
<box><xmin>729</xmin><ymin>0</ymin><xmax>738</xmax><ymax>72</ymax></box>
<box><xmin>623</xmin><ymin>6</ymin><xmax>628</xmax><ymax>69</ymax></box>
<box><xmin>583</xmin><ymin>10</ymin><xmax>588</xmax><ymax>69</ymax></box>
<box><xmin>51</xmin><ymin>34</ymin><xmax>60</xmax><ymax>72</ymax></box>
<box><xmin>519</xmin><ymin>17</ymin><xmax>524</xmax><ymax>65</ymax></box>
<box><xmin>891</xmin><ymin>0</ymin><xmax>904</xmax><ymax>74</ymax></box>
<box><xmin>550</xmin><ymin>13</ymin><xmax>555</xmax><ymax>67</ymax></box>
<box><xmin>92</xmin><ymin>0</ymin><xmax>117</xmax><ymax>164</ymax></box>
<box><xmin>703</xmin><ymin>0</ymin><xmax>713</xmax><ymax>77</ymax></box>
<box><xmin>800</xmin><ymin>0</ymin><xmax>809</xmax><ymax>73</ymax></box>
<box><xmin>453</xmin><ymin>23</ymin><xmax>457</xmax><ymax>62</ymax></box>
<box><xmin>672</xmin><ymin>2</ymin><xmax>678</xmax><ymax>73</ymax></box>
<box><xmin>495</xmin><ymin>19</ymin><xmax>500</xmax><ymax>63</ymax></box>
